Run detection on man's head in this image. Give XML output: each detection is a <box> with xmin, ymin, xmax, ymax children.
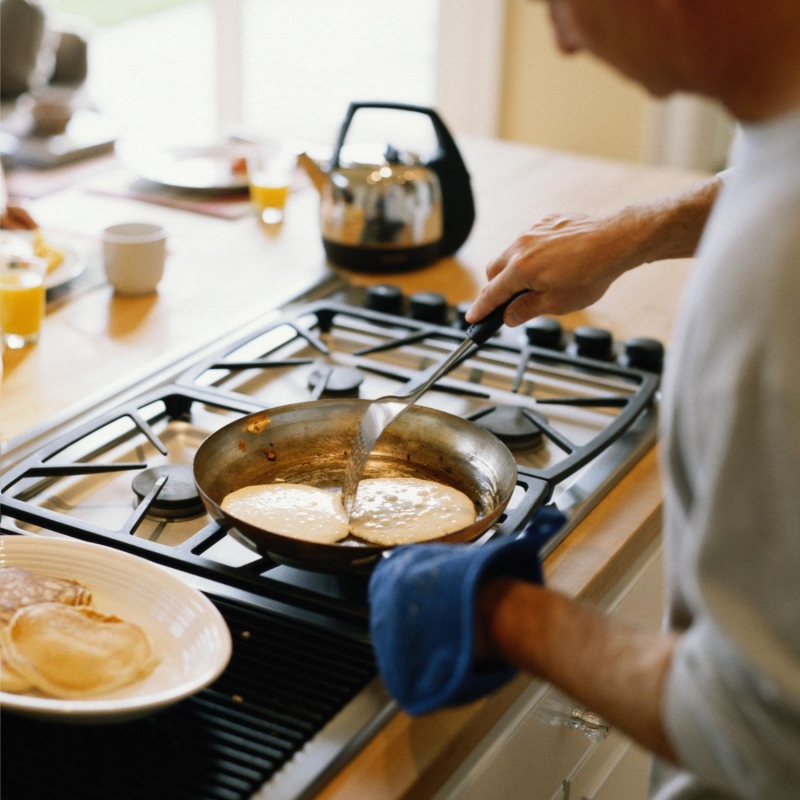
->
<box><xmin>542</xmin><ymin>0</ymin><xmax>800</xmax><ymax>120</ymax></box>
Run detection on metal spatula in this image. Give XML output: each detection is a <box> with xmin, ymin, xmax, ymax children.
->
<box><xmin>340</xmin><ymin>293</ymin><xmax>523</xmax><ymax>517</ymax></box>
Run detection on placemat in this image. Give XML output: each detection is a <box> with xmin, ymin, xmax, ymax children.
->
<box><xmin>85</xmin><ymin>169</ymin><xmax>254</xmax><ymax>220</ymax></box>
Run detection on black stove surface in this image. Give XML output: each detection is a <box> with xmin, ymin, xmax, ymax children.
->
<box><xmin>1</xmin><ymin>595</ymin><xmax>376</xmax><ymax>800</ymax></box>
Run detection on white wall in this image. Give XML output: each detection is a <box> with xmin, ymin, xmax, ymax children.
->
<box><xmin>465</xmin><ymin>0</ymin><xmax>735</xmax><ymax>171</ymax></box>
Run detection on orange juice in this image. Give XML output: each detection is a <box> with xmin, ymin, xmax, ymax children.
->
<box><xmin>249</xmin><ymin>174</ymin><xmax>291</xmax><ymax>213</ymax></box>
<box><xmin>247</xmin><ymin>149</ymin><xmax>294</xmax><ymax>223</ymax></box>
<box><xmin>0</xmin><ymin>268</ymin><xmax>45</xmax><ymax>345</ymax></box>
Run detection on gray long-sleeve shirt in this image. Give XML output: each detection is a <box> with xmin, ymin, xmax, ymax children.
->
<box><xmin>652</xmin><ymin>111</ymin><xmax>800</xmax><ymax>798</ymax></box>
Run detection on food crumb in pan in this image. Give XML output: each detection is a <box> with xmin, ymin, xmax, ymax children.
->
<box><xmin>245</xmin><ymin>414</ymin><xmax>271</xmax><ymax>434</ymax></box>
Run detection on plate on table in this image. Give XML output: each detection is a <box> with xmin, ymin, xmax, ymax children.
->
<box><xmin>0</xmin><ymin>229</ymin><xmax>89</xmax><ymax>293</ymax></box>
<box><xmin>0</xmin><ymin>536</ymin><xmax>232</xmax><ymax>723</ymax></box>
<box><xmin>121</xmin><ymin>144</ymin><xmax>251</xmax><ymax>191</ymax></box>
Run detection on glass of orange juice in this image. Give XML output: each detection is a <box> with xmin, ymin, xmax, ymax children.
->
<box><xmin>247</xmin><ymin>148</ymin><xmax>295</xmax><ymax>224</ymax></box>
<box><xmin>0</xmin><ymin>257</ymin><xmax>46</xmax><ymax>349</ymax></box>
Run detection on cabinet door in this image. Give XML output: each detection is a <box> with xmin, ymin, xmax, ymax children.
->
<box><xmin>434</xmin><ymin>544</ymin><xmax>662</xmax><ymax>800</ymax></box>
<box><xmin>568</xmin><ymin>738</ymin><xmax>651</xmax><ymax>800</ymax></box>
<box><xmin>434</xmin><ymin>681</ymin><xmax>596</xmax><ymax>800</ymax></box>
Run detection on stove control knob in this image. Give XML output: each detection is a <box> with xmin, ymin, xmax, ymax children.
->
<box><xmin>574</xmin><ymin>326</ymin><xmax>613</xmax><ymax>360</ymax></box>
<box><xmin>455</xmin><ymin>301</ymin><xmax>473</xmax><ymax>330</ymax></box>
<box><xmin>366</xmin><ymin>284</ymin><xmax>404</xmax><ymax>315</ymax></box>
<box><xmin>525</xmin><ymin>317</ymin><xmax>562</xmax><ymax>349</ymax></box>
<box><xmin>409</xmin><ymin>291</ymin><xmax>448</xmax><ymax>325</ymax></box>
<box><xmin>622</xmin><ymin>337</ymin><xmax>665</xmax><ymax>373</ymax></box>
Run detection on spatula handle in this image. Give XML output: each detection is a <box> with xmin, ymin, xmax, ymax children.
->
<box><xmin>465</xmin><ymin>292</ymin><xmax>527</xmax><ymax>346</ymax></box>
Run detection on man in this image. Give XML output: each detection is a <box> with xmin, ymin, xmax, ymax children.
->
<box><xmin>368</xmin><ymin>1</ymin><xmax>800</xmax><ymax>797</ymax></box>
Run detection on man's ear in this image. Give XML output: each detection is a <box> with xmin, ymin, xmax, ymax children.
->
<box><xmin>547</xmin><ymin>2</ymin><xmax>586</xmax><ymax>55</ymax></box>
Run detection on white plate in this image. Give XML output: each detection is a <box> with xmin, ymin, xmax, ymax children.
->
<box><xmin>0</xmin><ymin>536</ymin><xmax>232</xmax><ymax>723</ymax></box>
<box><xmin>122</xmin><ymin>144</ymin><xmax>250</xmax><ymax>191</ymax></box>
<box><xmin>0</xmin><ymin>230</ymin><xmax>89</xmax><ymax>292</ymax></box>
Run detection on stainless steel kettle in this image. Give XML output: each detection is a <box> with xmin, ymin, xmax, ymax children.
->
<box><xmin>299</xmin><ymin>102</ymin><xmax>475</xmax><ymax>272</ymax></box>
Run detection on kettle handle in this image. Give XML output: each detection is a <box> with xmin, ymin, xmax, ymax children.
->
<box><xmin>332</xmin><ymin>101</ymin><xmax>459</xmax><ymax>167</ymax></box>
<box><xmin>331</xmin><ymin>102</ymin><xmax>475</xmax><ymax>257</ymax></box>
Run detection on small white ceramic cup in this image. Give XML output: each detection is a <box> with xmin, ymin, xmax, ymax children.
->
<box><xmin>102</xmin><ymin>222</ymin><xmax>167</xmax><ymax>295</ymax></box>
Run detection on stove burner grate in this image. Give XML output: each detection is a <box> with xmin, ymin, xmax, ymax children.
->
<box><xmin>469</xmin><ymin>405</ymin><xmax>549</xmax><ymax>452</ymax></box>
<box><xmin>308</xmin><ymin>365</ymin><xmax>364</xmax><ymax>399</ymax></box>
<box><xmin>132</xmin><ymin>464</ymin><xmax>206</xmax><ymax>520</ymax></box>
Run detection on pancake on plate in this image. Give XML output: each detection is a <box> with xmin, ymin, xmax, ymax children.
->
<box><xmin>0</xmin><ymin>603</ymin><xmax>159</xmax><ymax>699</ymax></box>
<box><xmin>0</xmin><ymin>230</ymin><xmax>64</xmax><ymax>274</ymax></box>
<box><xmin>0</xmin><ymin>650</ymin><xmax>33</xmax><ymax>693</ymax></box>
<box><xmin>0</xmin><ymin>566</ymin><xmax>92</xmax><ymax>624</ymax></box>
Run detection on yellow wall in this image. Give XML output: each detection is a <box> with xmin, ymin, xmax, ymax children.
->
<box><xmin>499</xmin><ymin>1</ymin><xmax>651</xmax><ymax>163</ymax></box>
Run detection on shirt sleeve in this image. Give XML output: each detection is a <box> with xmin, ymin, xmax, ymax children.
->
<box><xmin>664</xmin><ymin>617</ymin><xmax>800</xmax><ymax>797</ymax></box>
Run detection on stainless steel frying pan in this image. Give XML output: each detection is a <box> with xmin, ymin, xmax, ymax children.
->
<box><xmin>193</xmin><ymin>399</ymin><xmax>517</xmax><ymax>573</ymax></box>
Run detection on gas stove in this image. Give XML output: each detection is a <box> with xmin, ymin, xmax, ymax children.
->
<box><xmin>0</xmin><ymin>274</ymin><xmax>662</xmax><ymax>799</ymax></box>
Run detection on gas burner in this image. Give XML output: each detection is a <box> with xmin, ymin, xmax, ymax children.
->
<box><xmin>469</xmin><ymin>405</ymin><xmax>549</xmax><ymax>452</ymax></box>
<box><xmin>308</xmin><ymin>366</ymin><xmax>364</xmax><ymax>398</ymax></box>
<box><xmin>132</xmin><ymin>464</ymin><xmax>206</xmax><ymax>520</ymax></box>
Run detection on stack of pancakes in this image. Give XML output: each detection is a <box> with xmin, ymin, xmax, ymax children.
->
<box><xmin>0</xmin><ymin>566</ymin><xmax>158</xmax><ymax>698</ymax></box>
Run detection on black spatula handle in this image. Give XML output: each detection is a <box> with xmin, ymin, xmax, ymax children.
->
<box><xmin>465</xmin><ymin>292</ymin><xmax>527</xmax><ymax>346</ymax></box>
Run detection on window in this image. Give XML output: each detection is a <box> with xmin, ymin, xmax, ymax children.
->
<box><xmin>57</xmin><ymin>0</ymin><xmax>442</xmax><ymax>148</ymax></box>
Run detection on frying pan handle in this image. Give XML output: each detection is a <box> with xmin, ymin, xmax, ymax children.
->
<box><xmin>466</xmin><ymin>292</ymin><xmax>527</xmax><ymax>346</ymax></box>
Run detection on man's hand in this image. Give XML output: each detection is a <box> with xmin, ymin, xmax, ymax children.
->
<box><xmin>467</xmin><ymin>211</ymin><xmax>640</xmax><ymax>327</ymax></box>
<box><xmin>367</xmin><ymin>508</ymin><xmax>565</xmax><ymax>715</ymax></box>
<box><xmin>466</xmin><ymin>176</ymin><xmax>723</xmax><ymax>328</ymax></box>
<box><xmin>1</xmin><ymin>204</ymin><xmax>38</xmax><ymax>231</ymax></box>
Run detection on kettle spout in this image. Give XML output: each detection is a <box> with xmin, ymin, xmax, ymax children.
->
<box><xmin>297</xmin><ymin>152</ymin><xmax>327</xmax><ymax>194</ymax></box>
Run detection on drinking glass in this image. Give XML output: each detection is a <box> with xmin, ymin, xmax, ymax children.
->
<box><xmin>0</xmin><ymin>257</ymin><xmax>46</xmax><ymax>349</ymax></box>
<box><xmin>247</xmin><ymin>148</ymin><xmax>295</xmax><ymax>224</ymax></box>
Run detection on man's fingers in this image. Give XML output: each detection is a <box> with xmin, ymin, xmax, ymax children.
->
<box><xmin>504</xmin><ymin>292</ymin><xmax>543</xmax><ymax>327</ymax></box>
<box><xmin>466</xmin><ymin>271</ymin><xmax>533</xmax><ymax>325</ymax></box>
<box><xmin>485</xmin><ymin>256</ymin><xmax>508</xmax><ymax>281</ymax></box>
<box><xmin>1</xmin><ymin>206</ymin><xmax>38</xmax><ymax>230</ymax></box>
<box><xmin>466</xmin><ymin>283</ymin><xmax>509</xmax><ymax>324</ymax></box>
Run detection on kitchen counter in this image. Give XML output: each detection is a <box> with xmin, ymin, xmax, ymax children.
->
<box><xmin>1</xmin><ymin>136</ymin><xmax>704</xmax><ymax>797</ymax></box>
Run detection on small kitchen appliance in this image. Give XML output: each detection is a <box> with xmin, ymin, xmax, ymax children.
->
<box><xmin>300</xmin><ymin>102</ymin><xmax>475</xmax><ymax>272</ymax></box>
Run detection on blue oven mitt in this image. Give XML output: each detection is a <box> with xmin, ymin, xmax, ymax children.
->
<box><xmin>368</xmin><ymin>506</ymin><xmax>566</xmax><ymax>715</ymax></box>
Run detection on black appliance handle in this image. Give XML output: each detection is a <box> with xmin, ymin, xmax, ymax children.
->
<box><xmin>331</xmin><ymin>101</ymin><xmax>476</xmax><ymax>257</ymax></box>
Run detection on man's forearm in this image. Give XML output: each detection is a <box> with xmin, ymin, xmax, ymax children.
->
<box><xmin>613</xmin><ymin>175</ymin><xmax>723</xmax><ymax>272</ymax></box>
<box><xmin>467</xmin><ymin>174</ymin><xmax>724</xmax><ymax>326</ymax></box>
<box><xmin>477</xmin><ymin>578</ymin><xmax>679</xmax><ymax>761</ymax></box>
